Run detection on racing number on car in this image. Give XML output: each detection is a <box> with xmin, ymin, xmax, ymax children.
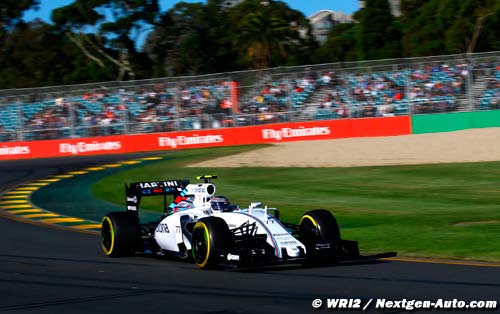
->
<box><xmin>176</xmin><ymin>226</ymin><xmax>181</xmax><ymax>233</ymax></box>
<box><xmin>156</xmin><ymin>223</ymin><xmax>170</xmax><ymax>233</ymax></box>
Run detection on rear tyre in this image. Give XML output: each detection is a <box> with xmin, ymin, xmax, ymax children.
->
<box><xmin>298</xmin><ymin>209</ymin><xmax>341</xmax><ymax>258</ymax></box>
<box><xmin>191</xmin><ymin>217</ymin><xmax>233</xmax><ymax>269</ymax></box>
<box><xmin>101</xmin><ymin>212</ymin><xmax>139</xmax><ymax>257</ymax></box>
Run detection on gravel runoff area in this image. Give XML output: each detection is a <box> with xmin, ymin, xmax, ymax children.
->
<box><xmin>189</xmin><ymin>128</ymin><xmax>500</xmax><ymax>168</ymax></box>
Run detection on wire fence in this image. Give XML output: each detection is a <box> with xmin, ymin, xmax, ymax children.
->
<box><xmin>0</xmin><ymin>51</ymin><xmax>499</xmax><ymax>142</ymax></box>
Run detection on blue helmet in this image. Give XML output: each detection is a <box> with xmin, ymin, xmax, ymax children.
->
<box><xmin>173</xmin><ymin>200</ymin><xmax>194</xmax><ymax>213</ymax></box>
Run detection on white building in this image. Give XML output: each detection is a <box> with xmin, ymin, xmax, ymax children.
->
<box><xmin>308</xmin><ymin>10</ymin><xmax>353</xmax><ymax>44</ymax></box>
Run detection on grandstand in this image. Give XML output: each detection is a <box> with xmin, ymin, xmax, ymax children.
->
<box><xmin>0</xmin><ymin>51</ymin><xmax>499</xmax><ymax>142</ymax></box>
<box><xmin>478</xmin><ymin>65</ymin><xmax>500</xmax><ymax>110</ymax></box>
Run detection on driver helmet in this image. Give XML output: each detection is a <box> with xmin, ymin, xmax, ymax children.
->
<box><xmin>174</xmin><ymin>199</ymin><xmax>194</xmax><ymax>213</ymax></box>
<box><xmin>211</xmin><ymin>195</ymin><xmax>230</xmax><ymax>212</ymax></box>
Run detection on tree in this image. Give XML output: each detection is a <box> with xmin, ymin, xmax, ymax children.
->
<box><xmin>314</xmin><ymin>23</ymin><xmax>359</xmax><ymax>63</ymax></box>
<box><xmin>0</xmin><ymin>0</ymin><xmax>40</xmax><ymax>75</ymax></box>
<box><xmin>400</xmin><ymin>0</ymin><xmax>428</xmax><ymax>18</ymax></box>
<box><xmin>445</xmin><ymin>0</ymin><xmax>500</xmax><ymax>54</ymax></box>
<box><xmin>358</xmin><ymin>0</ymin><xmax>402</xmax><ymax>60</ymax></box>
<box><xmin>146</xmin><ymin>0</ymin><xmax>312</xmax><ymax>75</ymax></box>
<box><xmin>0</xmin><ymin>20</ymin><xmax>115</xmax><ymax>88</ymax></box>
<box><xmin>402</xmin><ymin>0</ymin><xmax>500</xmax><ymax>56</ymax></box>
<box><xmin>473</xmin><ymin>2</ymin><xmax>500</xmax><ymax>52</ymax></box>
<box><xmin>235</xmin><ymin>10</ymin><xmax>289</xmax><ymax>68</ymax></box>
<box><xmin>0</xmin><ymin>0</ymin><xmax>39</xmax><ymax>33</ymax></box>
<box><xmin>145</xmin><ymin>1</ymin><xmax>238</xmax><ymax>76</ymax></box>
<box><xmin>52</xmin><ymin>0</ymin><xmax>159</xmax><ymax>80</ymax></box>
<box><xmin>230</xmin><ymin>0</ymin><xmax>311</xmax><ymax>69</ymax></box>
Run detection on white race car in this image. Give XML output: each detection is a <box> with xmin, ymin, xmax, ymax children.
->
<box><xmin>100</xmin><ymin>175</ymin><xmax>394</xmax><ymax>269</ymax></box>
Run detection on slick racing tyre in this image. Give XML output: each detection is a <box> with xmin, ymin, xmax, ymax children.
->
<box><xmin>101</xmin><ymin>212</ymin><xmax>139</xmax><ymax>257</ymax></box>
<box><xmin>298</xmin><ymin>209</ymin><xmax>341</xmax><ymax>257</ymax></box>
<box><xmin>191</xmin><ymin>217</ymin><xmax>233</xmax><ymax>269</ymax></box>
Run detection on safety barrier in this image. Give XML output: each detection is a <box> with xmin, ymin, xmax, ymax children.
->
<box><xmin>412</xmin><ymin>110</ymin><xmax>500</xmax><ymax>134</ymax></box>
<box><xmin>0</xmin><ymin>116</ymin><xmax>411</xmax><ymax>160</ymax></box>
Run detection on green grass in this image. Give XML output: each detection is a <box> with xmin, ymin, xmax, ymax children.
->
<box><xmin>92</xmin><ymin>145</ymin><xmax>500</xmax><ymax>261</ymax></box>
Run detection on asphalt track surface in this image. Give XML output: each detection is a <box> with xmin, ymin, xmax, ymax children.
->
<box><xmin>1</xmin><ymin>155</ymin><xmax>500</xmax><ymax>314</ymax></box>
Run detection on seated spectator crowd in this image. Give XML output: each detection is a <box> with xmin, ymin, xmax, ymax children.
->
<box><xmin>0</xmin><ymin>62</ymin><xmax>499</xmax><ymax>141</ymax></box>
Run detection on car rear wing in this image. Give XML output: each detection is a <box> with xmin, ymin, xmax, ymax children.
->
<box><xmin>125</xmin><ymin>179</ymin><xmax>189</xmax><ymax>213</ymax></box>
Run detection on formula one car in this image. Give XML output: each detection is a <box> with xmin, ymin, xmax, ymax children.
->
<box><xmin>100</xmin><ymin>175</ymin><xmax>395</xmax><ymax>269</ymax></box>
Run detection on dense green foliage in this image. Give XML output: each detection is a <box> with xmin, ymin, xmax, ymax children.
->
<box><xmin>359</xmin><ymin>0</ymin><xmax>401</xmax><ymax>60</ymax></box>
<box><xmin>92</xmin><ymin>146</ymin><xmax>500</xmax><ymax>261</ymax></box>
<box><xmin>0</xmin><ymin>0</ymin><xmax>499</xmax><ymax>88</ymax></box>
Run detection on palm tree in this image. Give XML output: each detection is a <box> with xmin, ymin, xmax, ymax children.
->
<box><xmin>235</xmin><ymin>9</ymin><xmax>294</xmax><ymax>69</ymax></box>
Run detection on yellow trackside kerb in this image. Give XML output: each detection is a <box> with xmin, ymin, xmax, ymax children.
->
<box><xmin>22</xmin><ymin>213</ymin><xmax>60</xmax><ymax>219</ymax></box>
<box><xmin>36</xmin><ymin>179</ymin><xmax>60</xmax><ymax>183</ymax></box>
<box><xmin>5</xmin><ymin>191</ymin><xmax>32</xmax><ymax>195</ymax></box>
<box><xmin>23</xmin><ymin>182</ymin><xmax>50</xmax><ymax>187</ymax></box>
<box><xmin>1</xmin><ymin>204</ymin><xmax>32</xmax><ymax>209</ymax></box>
<box><xmin>2</xmin><ymin>195</ymin><xmax>28</xmax><ymax>199</ymax></box>
<box><xmin>141</xmin><ymin>157</ymin><xmax>163</xmax><ymax>161</ymax></box>
<box><xmin>8</xmin><ymin>209</ymin><xmax>42</xmax><ymax>214</ymax></box>
<box><xmin>67</xmin><ymin>171</ymin><xmax>88</xmax><ymax>175</ymax></box>
<box><xmin>1</xmin><ymin>156</ymin><xmax>162</xmax><ymax>233</ymax></box>
<box><xmin>73</xmin><ymin>223</ymin><xmax>102</xmax><ymax>230</ymax></box>
<box><xmin>121</xmin><ymin>160</ymin><xmax>140</xmax><ymax>165</ymax></box>
<box><xmin>53</xmin><ymin>174</ymin><xmax>74</xmax><ymax>179</ymax></box>
<box><xmin>102</xmin><ymin>163</ymin><xmax>122</xmax><ymax>168</ymax></box>
<box><xmin>1</xmin><ymin>200</ymin><xmax>30</xmax><ymax>204</ymax></box>
<box><xmin>39</xmin><ymin>217</ymin><xmax>85</xmax><ymax>224</ymax></box>
<box><xmin>13</xmin><ymin>187</ymin><xmax>39</xmax><ymax>191</ymax></box>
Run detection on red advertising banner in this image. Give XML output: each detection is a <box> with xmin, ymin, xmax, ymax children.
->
<box><xmin>0</xmin><ymin>136</ymin><xmax>126</xmax><ymax>160</ymax></box>
<box><xmin>0</xmin><ymin>116</ymin><xmax>411</xmax><ymax>160</ymax></box>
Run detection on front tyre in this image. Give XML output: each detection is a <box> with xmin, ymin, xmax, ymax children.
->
<box><xmin>191</xmin><ymin>217</ymin><xmax>233</xmax><ymax>269</ymax></box>
<box><xmin>101</xmin><ymin>212</ymin><xmax>139</xmax><ymax>257</ymax></box>
<box><xmin>298</xmin><ymin>209</ymin><xmax>341</xmax><ymax>257</ymax></box>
